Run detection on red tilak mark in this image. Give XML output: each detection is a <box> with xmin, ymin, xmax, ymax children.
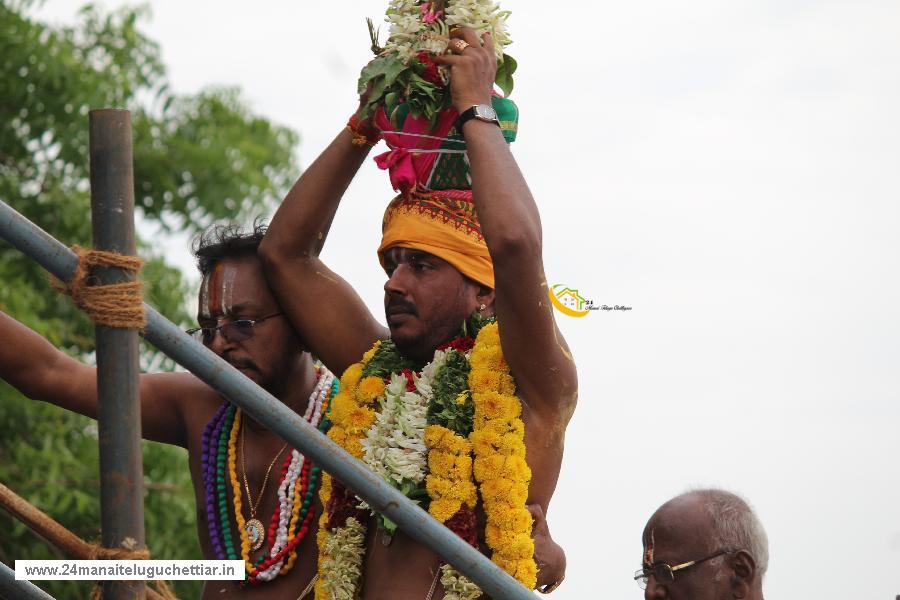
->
<box><xmin>207</xmin><ymin>263</ymin><xmax>223</xmax><ymax>316</ymax></box>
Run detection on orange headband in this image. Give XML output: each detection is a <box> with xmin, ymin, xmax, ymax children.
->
<box><xmin>377</xmin><ymin>191</ymin><xmax>494</xmax><ymax>289</ymax></box>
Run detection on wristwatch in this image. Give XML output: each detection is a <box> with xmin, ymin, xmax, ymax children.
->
<box><xmin>456</xmin><ymin>104</ymin><xmax>501</xmax><ymax>131</ymax></box>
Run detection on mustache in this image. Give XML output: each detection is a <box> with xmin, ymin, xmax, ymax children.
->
<box><xmin>226</xmin><ymin>357</ymin><xmax>258</xmax><ymax>371</ymax></box>
<box><xmin>385</xmin><ymin>297</ymin><xmax>418</xmax><ymax>317</ymax></box>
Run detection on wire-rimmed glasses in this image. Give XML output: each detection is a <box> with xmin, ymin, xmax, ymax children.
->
<box><xmin>634</xmin><ymin>549</ymin><xmax>736</xmax><ymax>589</ymax></box>
<box><xmin>185</xmin><ymin>312</ymin><xmax>284</xmax><ymax>345</ymax></box>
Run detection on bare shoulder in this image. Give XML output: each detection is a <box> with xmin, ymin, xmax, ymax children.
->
<box><xmin>139</xmin><ymin>371</ymin><xmax>221</xmax><ymax>447</ymax></box>
<box><xmin>141</xmin><ymin>371</ymin><xmax>216</xmax><ymax>401</ymax></box>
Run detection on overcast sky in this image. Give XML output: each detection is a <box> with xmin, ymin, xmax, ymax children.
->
<box><xmin>34</xmin><ymin>1</ymin><xmax>900</xmax><ymax>598</ymax></box>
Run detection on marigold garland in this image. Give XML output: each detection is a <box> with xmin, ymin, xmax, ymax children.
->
<box><xmin>469</xmin><ymin>322</ymin><xmax>536</xmax><ymax>589</ymax></box>
<box><xmin>316</xmin><ymin>320</ymin><xmax>537</xmax><ymax>598</ymax></box>
<box><xmin>315</xmin><ymin>345</ymin><xmax>379</xmax><ymax>600</ymax></box>
<box><xmin>424</xmin><ymin>424</ymin><xmax>476</xmax><ymax>523</ymax></box>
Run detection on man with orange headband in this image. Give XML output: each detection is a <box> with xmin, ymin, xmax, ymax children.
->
<box><xmin>260</xmin><ymin>26</ymin><xmax>575</xmax><ymax>599</ymax></box>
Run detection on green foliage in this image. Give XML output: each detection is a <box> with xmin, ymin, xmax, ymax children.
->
<box><xmin>425</xmin><ymin>315</ymin><xmax>493</xmax><ymax>434</ymax></box>
<box><xmin>356</xmin><ymin>50</ymin><xmax>517</xmax><ymax>125</ymax></box>
<box><xmin>427</xmin><ymin>350</ymin><xmax>473</xmax><ymax>435</ymax></box>
<box><xmin>361</xmin><ymin>339</ymin><xmax>417</xmax><ymax>379</ymax></box>
<box><xmin>462</xmin><ymin>312</ymin><xmax>493</xmax><ymax>338</ymax></box>
<box><xmin>132</xmin><ymin>87</ymin><xmax>298</xmax><ymax>230</ymax></box>
<box><xmin>357</xmin><ymin>55</ymin><xmax>408</xmax><ymax>120</ymax></box>
<box><xmin>357</xmin><ymin>53</ymin><xmax>455</xmax><ymax>127</ymax></box>
<box><xmin>495</xmin><ymin>53</ymin><xmax>517</xmax><ymax>98</ymax></box>
<box><xmin>0</xmin><ymin>3</ymin><xmax>299</xmax><ymax>598</ymax></box>
<box><xmin>0</xmin><ymin>382</ymin><xmax>101</xmax><ymax>599</ymax></box>
<box><xmin>0</xmin><ymin>389</ymin><xmax>202</xmax><ymax>599</ymax></box>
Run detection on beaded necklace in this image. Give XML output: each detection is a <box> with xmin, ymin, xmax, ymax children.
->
<box><xmin>200</xmin><ymin>363</ymin><xmax>337</xmax><ymax>585</ymax></box>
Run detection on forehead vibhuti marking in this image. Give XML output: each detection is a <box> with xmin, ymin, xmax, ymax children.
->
<box><xmin>220</xmin><ymin>264</ymin><xmax>237</xmax><ymax>315</ymax></box>
<box><xmin>202</xmin><ymin>263</ymin><xmax>226</xmax><ymax>319</ymax></box>
<box><xmin>199</xmin><ymin>269</ymin><xmax>213</xmax><ymax>319</ymax></box>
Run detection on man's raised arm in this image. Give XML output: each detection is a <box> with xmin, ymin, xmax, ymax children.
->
<box><xmin>0</xmin><ymin>310</ymin><xmax>198</xmax><ymax>447</ymax></box>
<box><xmin>435</xmin><ymin>29</ymin><xmax>578</xmax><ymax>505</ymax></box>
<box><xmin>259</xmin><ymin>123</ymin><xmax>388</xmax><ymax>376</ymax></box>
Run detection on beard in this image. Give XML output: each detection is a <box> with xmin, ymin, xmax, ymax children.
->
<box><xmin>389</xmin><ymin>305</ymin><xmax>471</xmax><ymax>365</ymax></box>
<box><xmin>391</xmin><ymin>326</ymin><xmax>440</xmax><ymax>365</ymax></box>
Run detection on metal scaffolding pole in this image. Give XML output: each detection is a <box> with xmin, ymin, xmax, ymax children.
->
<box><xmin>0</xmin><ymin>199</ymin><xmax>538</xmax><ymax>600</ymax></box>
<box><xmin>0</xmin><ymin>563</ymin><xmax>54</xmax><ymax>600</ymax></box>
<box><xmin>88</xmin><ymin>109</ymin><xmax>145</xmax><ymax>600</ymax></box>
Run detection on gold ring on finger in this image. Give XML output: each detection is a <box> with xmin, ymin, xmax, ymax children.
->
<box><xmin>451</xmin><ymin>39</ymin><xmax>470</xmax><ymax>53</ymax></box>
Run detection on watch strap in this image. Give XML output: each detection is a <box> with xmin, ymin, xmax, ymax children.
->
<box><xmin>456</xmin><ymin>104</ymin><xmax>501</xmax><ymax>131</ymax></box>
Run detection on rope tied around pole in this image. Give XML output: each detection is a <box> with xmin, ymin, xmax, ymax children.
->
<box><xmin>0</xmin><ymin>481</ymin><xmax>176</xmax><ymax>599</ymax></box>
<box><xmin>86</xmin><ymin>539</ymin><xmax>150</xmax><ymax>561</ymax></box>
<box><xmin>53</xmin><ymin>245</ymin><xmax>146</xmax><ymax>330</ymax></box>
<box><xmin>87</xmin><ymin>540</ymin><xmax>176</xmax><ymax>600</ymax></box>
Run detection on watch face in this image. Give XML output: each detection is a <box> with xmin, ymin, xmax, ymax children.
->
<box><xmin>474</xmin><ymin>104</ymin><xmax>498</xmax><ymax>121</ymax></box>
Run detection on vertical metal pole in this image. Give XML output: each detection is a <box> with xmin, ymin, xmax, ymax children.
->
<box><xmin>89</xmin><ymin>109</ymin><xmax>145</xmax><ymax>600</ymax></box>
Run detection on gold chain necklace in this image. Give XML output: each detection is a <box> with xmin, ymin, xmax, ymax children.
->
<box><xmin>240</xmin><ymin>422</ymin><xmax>288</xmax><ymax>551</ymax></box>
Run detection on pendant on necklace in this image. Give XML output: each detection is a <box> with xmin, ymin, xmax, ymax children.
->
<box><xmin>246</xmin><ymin>518</ymin><xmax>265</xmax><ymax>551</ymax></box>
<box><xmin>380</xmin><ymin>528</ymin><xmax>394</xmax><ymax>547</ymax></box>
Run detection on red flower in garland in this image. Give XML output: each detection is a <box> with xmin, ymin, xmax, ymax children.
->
<box><xmin>416</xmin><ymin>51</ymin><xmax>443</xmax><ymax>86</ymax></box>
<box><xmin>438</xmin><ymin>336</ymin><xmax>475</xmax><ymax>353</ymax></box>
<box><xmin>444</xmin><ymin>504</ymin><xmax>478</xmax><ymax>547</ymax></box>
<box><xmin>326</xmin><ymin>479</ymin><xmax>366</xmax><ymax>531</ymax></box>
<box><xmin>400</xmin><ymin>368</ymin><xmax>417</xmax><ymax>392</ymax></box>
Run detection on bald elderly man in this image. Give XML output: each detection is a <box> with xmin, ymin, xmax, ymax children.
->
<box><xmin>636</xmin><ymin>489</ymin><xmax>768</xmax><ymax>600</ymax></box>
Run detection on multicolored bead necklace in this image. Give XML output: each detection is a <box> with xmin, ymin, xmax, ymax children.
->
<box><xmin>240</xmin><ymin>426</ymin><xmax>287</xmax><ymax>552</ymax></box>
<box><xmin>200</xmin><ymin>363</ymin><xmax>337</xmax><ymax>585</ymax></box>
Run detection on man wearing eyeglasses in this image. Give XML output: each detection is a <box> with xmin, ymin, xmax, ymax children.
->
<box><xmin>636</xmin><ymin>489</ymin><xmax>768</xmax><ymax>599</ymax></box>
<box><xmin>0</xmin><ymin>223</ymin><xmax>327</xmax><ymax>599</ymax></box>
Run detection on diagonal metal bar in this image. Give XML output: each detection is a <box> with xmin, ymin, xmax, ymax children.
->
<box><xmin>0</xmin><ymin>562</ymin><xmax>55</xmax><ymax>600</ymax></box>
<box><xmin>0</xmin><ymin>198</ymin><xmax>538</xmax><ymax>600</ymax></box>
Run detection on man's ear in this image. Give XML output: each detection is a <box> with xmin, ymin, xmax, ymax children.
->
<box><xmin>475</xmin><ymin>285</ymin><xmax>495</xmax><ymax>314</ymax></box>
<box><xmin>730</xmin><ymin>550</ymin><xmax>756</xmax><ymax>598</ymax></box>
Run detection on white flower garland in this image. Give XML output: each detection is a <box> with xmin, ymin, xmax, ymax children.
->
<box><xmin>382</xmin><ymin>0</ymin><xmax>511</xmax><ymax>64</ymax></box>
<box><xmin>320</xmin><ymin>323</ymin><xmax>538</xmax><ymax>598</ymax></box>
<box><xmin>360</xmin><ymin>350</ymin><xmax>450</xmax><ymax>493</ymax></box>
<box><xmin>445</xmin><ymin>0</ymin><xmax>511</xmax><ymax>55</ymax></box>
<box><xmin>355</xmin><ymin>348</ymin><xmax>485</xmax><ymax>596</ymax></box>
<box><xmin>321</xmin><ymin>517</ymin><xmax>367</xmax><ymax>599</ymax></box>
<box><xmin>441</xmin><ymin>563</ymin><xmax>482</xmax><ymax>600</ymax></box>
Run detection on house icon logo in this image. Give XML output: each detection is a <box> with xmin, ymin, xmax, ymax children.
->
<box><xmin>548</xmin><ymin>284</ymin><xmax>591</xmax><ymax>318</ymax></box>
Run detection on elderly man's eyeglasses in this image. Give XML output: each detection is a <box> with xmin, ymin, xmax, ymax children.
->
<box><xmin>633</xmin><ymin>549</ymin><xmax>735</xmax><ymax>590</ymax></box>
<box><xmin>185</xmin><ymin>313</ymin><xmax>284</xmax><ymax>345</ymax></box>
